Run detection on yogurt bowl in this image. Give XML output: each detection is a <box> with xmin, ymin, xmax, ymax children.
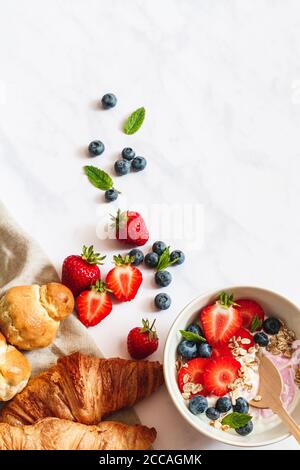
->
<box><xmin>164</xmin><ymin>286</ymin><xmax>300</xmax><ymax>447</ymax></box>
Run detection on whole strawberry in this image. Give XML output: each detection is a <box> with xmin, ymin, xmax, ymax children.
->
<box><xmin>113</xmin><ymin>210</ymin><xmax>149</xmax><ymax>246</ymax></box>
<box><xmin>62</xmin><ymin>245</ymin><xmax>106</xmax><ymax>297</ymax></box>
<box><xmin>127</xmin><ymin>319</ymin><xmax>159</xmax><ymax>359</ymax></box>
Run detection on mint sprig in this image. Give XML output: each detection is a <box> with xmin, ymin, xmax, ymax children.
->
<box><xmin>221</xmin><ymin>412</ymin><xmax>252</xmax><ymax>429</ymax></box>
<box><xmin>84</xmin><ymin>165</ymin><xmax>115</xmax><ymax>191</ymax></box>
<box><xmin>156</xmin><ymin>247</ymin><xmax>178</xmax><ymax>272</ymax></box>
<box><xmin>124</xmin><ymin>107</ymin><xmax>145</xmax><ymax>135</ymax></box>
<box><xmin>179</xmin><ymin>330</ymin><xmax>206</xmax><ymax>343</ymax></box>
<box><xmin>250</xmin><ymin>315</ymin><xmax>263</xmax><ymax>333</ymax></box>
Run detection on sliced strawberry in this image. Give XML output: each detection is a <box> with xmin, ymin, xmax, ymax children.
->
<box><xmin>106</xmin><ymin>255</ymin><xmax>142</xmax><ymax>302</ymax></box>
<box><xmin>76</xmin><ymin>280</ymin><xmax>112</xmax><ymax>327</ymax></box>
<box><xmin>211</xmin><ymin>344</ymin><xmax>233</xmax><ymax>360</ymax></box>
<box><xmin>178</xmin><ymin>358</ymin><xmax>210</xmax><ymax>396</ymax></box>
<box><xmin>200</xmin><ymin>292</ymin><xmax>242</xmax><ymax>345</ymax></box>
<box><xmin>203</xmin><ymin>356</ymin><xmax>241</xmax><ymax>396</ymax></box>
<box><xmin>236</xmin><ymin>299</ymin><xmax>264</xmax><ymax>331</ymax></box>
<box><xmin>233</xmin><ymin>327</ymin><xmax>255</xmax><ymax>351</ymax></box>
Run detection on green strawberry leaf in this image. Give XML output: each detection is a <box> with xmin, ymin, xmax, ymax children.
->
<box><xmin>218</xmin><ymin>292</ymin><xmax>239</xmax><ymax>308</ymax></box>
<box><xmin>179</xmin><ymin>330</ymin><xmax>206</xmax><ymax>343</ymax></box>
<box><xmin>250</xmin><ymin>315</ymin><xmax>263</xmax><ymax>333</ymax></box>
<box><xmin>123</xmin><ymin>107</ymin><xmax>145</xmax><ymax>135</ymax></box>
<box><xmin>221</xmin><ymin>412</ymin><xmax>252</xmax><ymax>429</ymax></box>
<box><xmin>156</xmin><ymin>247</ymin><xmax>178</xmax><ymax>272</ymax></box>
<box><xmin>84</xmin><ymin>165</ymin><xmax>113</xmax><ymax>191</ymax></box>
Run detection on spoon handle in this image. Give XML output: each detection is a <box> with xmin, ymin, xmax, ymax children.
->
<box><xmin>273</xmin><ymin>403</ymin><xmax>300</xmax><ymax>444</ymax></box>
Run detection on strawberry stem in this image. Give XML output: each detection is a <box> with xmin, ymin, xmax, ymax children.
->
<box><xmin>140</xmin><ymin>318</ymin><xmax>158</xmax><ymax>340</ymax></box>
<box><xmin>91</xmin><ymin>280</ymin><xmax>112</xmax><ymax>294</ymax></box>
<box><xmin>218</xmin><ymin>291</ymin><xmax>239</xmax><ymax>308</ymax></box>
<box><xmin>112</xmin><ymin>254</ymin><xmax>134</xmax><ymax>266</ymax></box>
<box><xmin>81</xmin><ymin>245</ymin><xmax>106</xmax><ymax>265</ymax></box>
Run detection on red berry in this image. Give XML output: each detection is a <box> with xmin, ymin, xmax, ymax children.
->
<box><xmin>127</xmin><ymin>319</ymin><xmax>158</xmax><ymax>360</ymax></box>
<box><xmin>200</xmin><ymin>292</ymin><xmax>242</xmax><ymax>345</ymax></box>
<box><xmin>62</xmin><ymin>245</ymin><xmax>105</xmax><ymax>297</ymax></box>
<box><xmin>203</xmin><ymin>356</ymin><xmax>241</xmax><ymax>396</ymax></box>
<box><xmin>106</xmin><ymin>254</ymin><xmax>142</xmax><ymax>302</ymax></box>
<box><xmin>236</xmin><ymin>299</ymin><xmax>264</xmax><ymax>331</ymax></box>
<box><xmin>233</xmin><ymin>327</ymin><xmax>255</xmax><ymax>351</ymax></box>
<box><xmin>177</xmin><ymin>358</ymin><xmax>210</xmax><ymax>396</ymax></box>
<box><xmin>76</xmin><ymin>280</ymin><xmax>112</xmax><ymax>327</ymax></box>
<box><xmin>211</xmin><ymin>344</ymin><xmax>233</xmax><ymax>360</ymax></box>
<box><xmin>113</xmin><ymin>210</ymin><xmax>149</xmax><ymax>246</ymax></box>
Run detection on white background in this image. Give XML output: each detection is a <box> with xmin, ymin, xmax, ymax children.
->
<box><xmin>1</xmin><ymin>0</ymin><xmax>300</xmax><ymax>450</ymax></box>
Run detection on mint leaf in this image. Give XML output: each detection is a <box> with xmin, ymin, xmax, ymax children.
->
<box><xmin>179</xmin><ymin>330</ymin><xmax>206</xmax><ymax>343</ymax></box>
<box><xmin>250</xmin><ymin>315</ymin><xmax>262</xmax><ymax>333</ymax></box>
<box><xmin>84</xmin><ymin>166</ymin><xmax>113</xmax><ymax>191</ymax></box>
<box><xmin>156</xmin><ymin>247</ymin><xmax>178</xmax><ymax>272</ymax></box>
<box><xmin>221</xmin><ymin>412</ymin><xmax>252</xmax><ymax>429</ymax></box>
<box><xmin>124</xmin><ymin>107</ymin><xmax>145</xmax><ymax>135</ymax></box>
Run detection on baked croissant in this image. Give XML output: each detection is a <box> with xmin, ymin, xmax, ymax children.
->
<box><xmin>0</xmin><ymin>418</ymin><xmax>156</xmax><ymax>450</ymax></box>
<box><xmin>0</xmin><ymin>352</ymin><xmax>164</xmax><ymax>425</ymax></box>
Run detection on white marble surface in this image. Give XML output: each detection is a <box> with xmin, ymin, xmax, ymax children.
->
<box><xmin>1</xmin><ymin>0</ymin><xmax>300</xmax><ymax>450</ymax></box>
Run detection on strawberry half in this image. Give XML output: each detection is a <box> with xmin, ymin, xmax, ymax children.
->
<box><xmin>62</xmin><ymin>245</ymin><xmax>106</xmax><ymax>297</ymax></box>
<box><xmin>233</xmin><ymin>327</ymin><xmax>255</xmax><ymax>351</ymax></box>
<box><xmin>127</xmin><ymin>319</ymin><xmax>159</xmax><ymax>359</ymax></box>
<box><xmin>211</xmin><ymin>344</ymin><xmax>233</xmax><ymax>360</ymax></box>
<box><xmin>200</xmin><ymin>292</ymin><xmax>242</xmax><ymax>345</ymax></box>
<box><xmin>76</xmin><ymin>280</ymin><xmax>112</xmax><ymax>327</ymax></box>
<box><xmin>203</xmin><ymin>356</ymin><xmax>241</xmax><ymax>396</ymax></box>
<box><xmin>236</xmin><ymin>299</ymin><xmax>264</xmax><ymax>331</ymax></box>
<box><xmin>113</xmin><ymin>210</ymin><xmax>149</xmax><ymax>246</ymax></box>
<box><xmin>177</xmin><ymin>358</ymin><xmax>210</xmax><ymax>396</ymax></box>
<box><xmin>106</xmin><ymin>254</ymin><xmax>143</xmax><ymax>302</ymax></box>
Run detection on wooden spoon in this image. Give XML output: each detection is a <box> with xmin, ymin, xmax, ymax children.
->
<box><xmin>250</xmin><ymin>353</ymin><xmax>300</xmax><ymax>444</ymax></box>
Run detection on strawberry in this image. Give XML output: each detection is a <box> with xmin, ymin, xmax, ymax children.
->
<box><xmin>113</xmin><ymin>210</ymin><xmax>149</xmax><ymax>246</ymax></box>
<box><xmin>62</xmin><ymin>245</ymin><xmax>106</xmax><ymax>297</ymax></box>
<box><xmin>127</xmin><ymin>319</ymin><xmax>158</xmax><ymax>359</ymax></box>
<box><xmin>203</xmin><ymin>356</ymin><xmax>241</xmax><ymax>396</ymax></box>
<box><xmin>76</xmin><ymin>280</ymin><xmax>112</xmax><ymax>327</ymax></box>
<box><xmin>106</xmin><ymin>255</ymin><xmax>143</xmax><ymax>302</ymax></box>
<box><xmin>200</xmin><ymin>292</ymin><xmax>242</xmax><ymax>345</ymax></box>
<box><xmin>233</xmin><ymin>327</ymin><xmax>255</xmax><ymax>351</ymax></box>
<box><xmin>177</xmin><ymin>358</ymin><xmax>210</xmax><ymax>395</ymax></box>
<box><xmin>236</xmin><ymin>298</ymin><xmax>264</xmax><ymax>331</ymax></box>
<box><xmin>211</xmin><ymin>344</ymin><xmax>233</xmax><ymax>360</ymax></box>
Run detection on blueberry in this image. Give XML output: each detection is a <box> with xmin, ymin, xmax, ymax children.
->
<box><xmin>129</xmin><ymin>249</ymin><xmax>144</xmax><ymax>266</ymax></box>
<box><xmin>122</xmin><ymin>147</ymin><xmax>135</xmax><ymax>161</ymax></box>
<box><xmin>152</xmin><ymin>241</ymin><xmax>167</xmax><ymax>256</ymax></box>
<box><xmin>189</xmin><ymin>396</ymin><xmax>208</xmax><ymax>415</ymax></box>
<box><xmin>253</xmin><ymin>332</ymin><xmax>269</xmax><ymax>347</ymax></box>
<box><xmin>216</xmin><ymin>397</ymin><xmax>232</xmax><ymax>413</ymax></box>
<box><xmin>101</xmin><ymin>93</ymin><xmax>117</xmax><ymax>109</ymax></box>
<box><xmin>132</xmin><ymin>156</ymin><xmax>147</xmax><ymax>172</ymax></box>
<box><xmin>170</xmin><ymin>250</ymin><xmax>185</xmax><ymax>265</ymax></box>
<box><xmin>186</xmin><ymin>324</ymin><xmax>204</xmax><ymax>337</ymax></box>
<box><xmin>105</xmin><ymin>188</ymin><xmax>118</xmax><ymax>202</ymax></box>
<box><xmin>155</xmin><ymin>270</ymin><xmax>172</xmax><ymax>287</ymax></box>
<box><xmin>206</xmin><ymin>407</ymin><xmax>220</xmax><ymax>421</ymax></box>
<box><xmin>114</xmin><ymin>160</ymin><xmax>130</xmax><ymax>176</ymax></box>
<box><xmin>233</xmin><ymin>397</ymin><xmax>249</xmax><ymax>414</ymax></box>
<box><xmin>88</xmin><ymin>140</ymin><xmax>105</xmax><ymax>157</ymax></box>
<box><xmin>144</xmin><ymin>252</ymin><xmax>159</xmax><ymax>268</ymax></box>
<box><xmin>235</xmin><ymin>420</ymin><xmax>253</xmax><ymax>436</ymax></box>
<box><xmin>198</xmin><ymin>343</ymin><xmax>212</xmax><ymax>358</ymax></box>
<box><xmin>177</xmin><ymin>340</ymin><xmax>198</xmax><ymax>359</ymax></box>
<box><xmin>263</xmin><ymin>317</ymin><xmax>281</xmax><ymax>335</ymax></box>
<box><xmin>155</xmin><ymin>293</ymin><xmax>171</xmax><ymax>310</ymax></box>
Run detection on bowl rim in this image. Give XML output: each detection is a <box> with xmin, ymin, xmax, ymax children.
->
<box><xmin>163</xmin><ymin>285</ymin><xmax>300</xmax><ymax>448</ymax></box>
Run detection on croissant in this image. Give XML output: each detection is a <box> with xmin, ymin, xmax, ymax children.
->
<box><xmin>0</xmin><ymin>352</ymin><xmax>164</xmax><ymax>426</ymax></box>
<box><xmin>0</xmin><ymin>418</ymin><xmax>156</xmax><ymax>450</ymax></box>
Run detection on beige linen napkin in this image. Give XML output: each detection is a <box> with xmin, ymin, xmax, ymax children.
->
<box><xmin>0</xmin><ymin>201</ymin><xmax>139</xmax><ymax>424</ymax></box>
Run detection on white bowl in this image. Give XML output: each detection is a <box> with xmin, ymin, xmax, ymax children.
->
<box><xmin>164</xmin><ymin>286</ymin><xmax>300</xmax><ymax>447</ymax></box>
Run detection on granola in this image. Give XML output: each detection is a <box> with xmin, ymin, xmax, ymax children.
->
<box><xmin>266</xmin><ymin>324</ymin><xmax>295</xmax><ymax>358</ymax></box>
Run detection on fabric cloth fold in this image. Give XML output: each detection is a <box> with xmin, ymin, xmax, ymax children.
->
<box><xmin>0</xmin><ymin>201</ymin><xmax>139</xmax><ymax>424</ymax></box>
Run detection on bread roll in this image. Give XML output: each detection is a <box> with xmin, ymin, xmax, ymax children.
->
<box><xmin>0</xmin><ymin>332</ymin><xmax>31</xmax><ymax>401</ymax></box>
<box><xmin>0</xmin><ymin>283</ymin><xmax>74</xmax><ymax>350</ymax></box>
